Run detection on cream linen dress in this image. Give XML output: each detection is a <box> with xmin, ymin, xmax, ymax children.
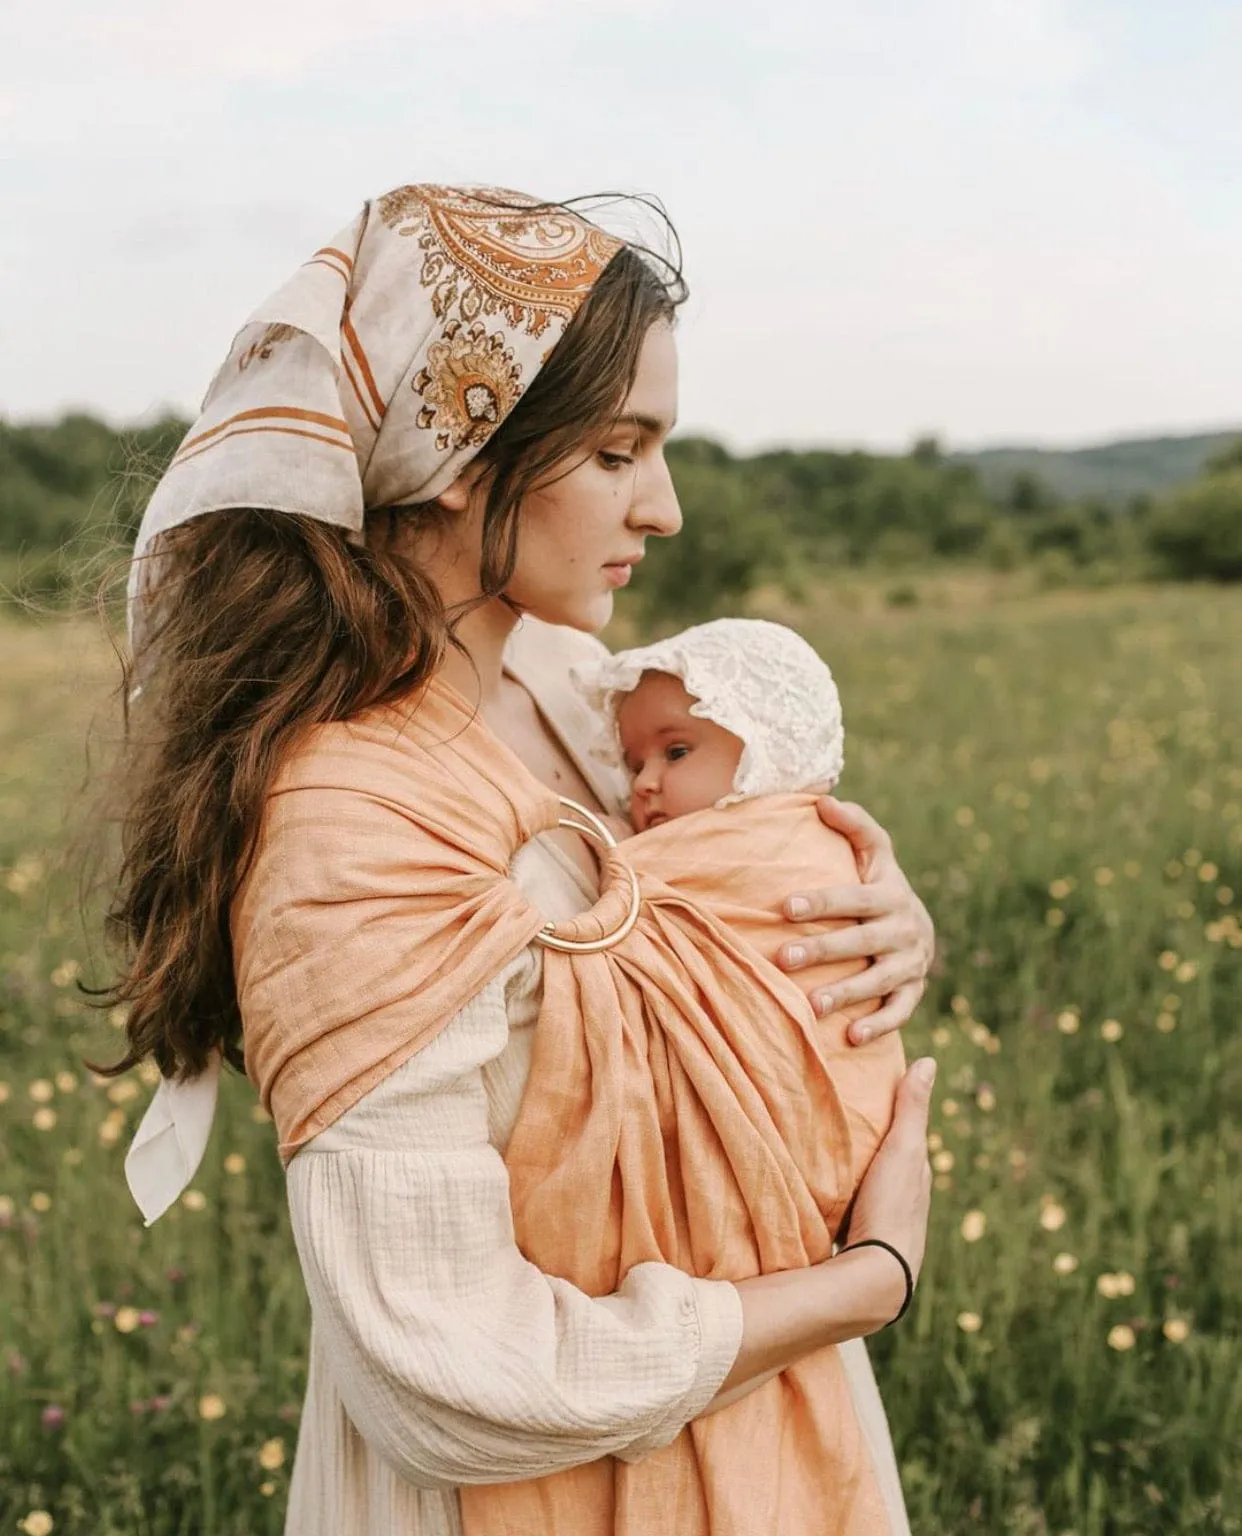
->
<box><xmin>279</xmin><ymin>618</ymin><xmax>911</xmax><ymax>1536</ymax></box>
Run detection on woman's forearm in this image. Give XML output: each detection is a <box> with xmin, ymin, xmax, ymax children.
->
<box><xmin>707</xmin><ymin>1247</ymin><xmax>905</xmax><ymax>1411</ymax></box>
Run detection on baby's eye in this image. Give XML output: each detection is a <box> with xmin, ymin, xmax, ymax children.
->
<box><xmin>665</xmin><ymin>743</ymin><xmax>691</xmax><ymax>763</ymax></box>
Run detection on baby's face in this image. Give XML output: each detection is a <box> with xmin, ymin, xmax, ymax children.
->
<box><xmin>616</xmin><ymin>671</ymin><xmax>744</xmax><ymax>832</ymax></box>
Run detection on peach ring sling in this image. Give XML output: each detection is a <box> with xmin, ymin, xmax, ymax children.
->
<box><xmin>233</xmin><ymin>676</ymin><xmax>894</xmax><ymax>1536</ymax></box>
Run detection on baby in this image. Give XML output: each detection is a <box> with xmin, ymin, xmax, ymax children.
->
<box><xmin>575</xmin><ymin>617</ymin><xmax>905</xmax><ymax>1185</ymax></box>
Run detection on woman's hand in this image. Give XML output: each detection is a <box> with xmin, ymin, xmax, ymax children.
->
<box><xmin>839</xmin><ymin>1057</ymin><xmax>937</xmax><ymax>1289</ymax></box>
<box><xmin>778</xmin><ymin>796</ymin><xmax>935</xmax><ymax>1043</ymax></box>
<box><xmin>709</xmin><ymin>1058</ymin><xmax>937</xmax><ymax>1412</ymax></box>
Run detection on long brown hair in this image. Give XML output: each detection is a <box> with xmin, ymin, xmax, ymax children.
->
<box><xmin>97</xmin><ymin>222</ymin><xmax>684</xmax><ymax>1081</ymax></box>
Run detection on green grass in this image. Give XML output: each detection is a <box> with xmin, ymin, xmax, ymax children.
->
<box><xmin>1</xmin><ymin>585</ymin><xmax>1239</xmax><ymax>1534</ymax></box>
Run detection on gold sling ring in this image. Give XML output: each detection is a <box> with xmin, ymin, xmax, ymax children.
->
<box><xmin>534</xmin><ymin>795</ymin><xmax>643</xmax><ymax>954</ymax></box>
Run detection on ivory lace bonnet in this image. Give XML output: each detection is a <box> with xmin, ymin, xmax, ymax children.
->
<box><xmin>575</xmin><ymin>617</ymin><xmax>845</xmax><ymax>804</ymax></box>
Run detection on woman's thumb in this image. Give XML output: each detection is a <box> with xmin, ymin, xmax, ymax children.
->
<box><xmin>892</xmin><ymin>1057</ymin><xmax>937</xmax><ymax>1140</ymax></box>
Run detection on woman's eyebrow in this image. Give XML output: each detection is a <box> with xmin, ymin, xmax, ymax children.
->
<box><xmin>614</xmin><ymin>411</ymin><xmax>677</xmax><ymax>437</ymax></box>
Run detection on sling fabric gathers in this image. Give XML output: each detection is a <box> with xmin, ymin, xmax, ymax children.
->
<box><xmin>233</xmin><ymin>674</ymin><xmax>896</xmax><ymax>1534</ymax></box>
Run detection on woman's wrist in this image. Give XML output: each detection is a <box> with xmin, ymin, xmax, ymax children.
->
<box><xmin>717</xmin><ymin>1243</ymin><xmax>913</xmax><ymax>1403</ymax></box>
<box><xmin>825</xmin><ymin>1245</ymin><xmax>911</xmax><ymax>1337</ymax></box>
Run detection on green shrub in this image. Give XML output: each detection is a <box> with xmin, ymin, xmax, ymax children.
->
<box><xmin>1148</xmin><ymin>470</ymin><xmax>1242</xmax><ymax>581</ymax></box>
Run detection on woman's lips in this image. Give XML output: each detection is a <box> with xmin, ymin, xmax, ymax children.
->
<box><xmin>603</xmin><ymin>562</ymin><xmax>634</xmax><ymax>588</ymax></box>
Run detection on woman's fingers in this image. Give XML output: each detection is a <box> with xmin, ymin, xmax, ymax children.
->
<box><xmin>808</xmin><ymin>950</ymin><xmax>922</xmax><ymax>1016</ymax></box>
<box><xmin>780</xmin><ymin>911</ymin><xmax>915</xmax><ymax>969</ymax></box>
<box><xmin>847</xmin><ymin>981</ymin><xmax>926</xmax><ymax>1043</ymax></box>
<box><xmin>815</xmin><ymin>796</ymin><xmax>895</xmax><ymax>877</ymax></box>
<box><xmin>782</xmin><ymin>881</ymin><xmax>891</xmax><ymax>923</ymax></box>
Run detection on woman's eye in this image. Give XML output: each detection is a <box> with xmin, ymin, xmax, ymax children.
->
<box><xmin>665</xmin><ymin>743</ymin><xmax>691</xmax><ymax>763</ymax></box>
<box><xmin>598</xmin><ymin>451</ymin><xmax>634</xmax><ymax>470</ymax></box>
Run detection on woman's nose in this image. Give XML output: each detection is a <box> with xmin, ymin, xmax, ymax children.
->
<box><xmin>630</xmin><ymin>454</ymin><xmax>682</xmax><ymax>539</ymax></box>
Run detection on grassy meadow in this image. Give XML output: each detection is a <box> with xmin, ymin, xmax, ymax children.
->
<box><xmin>1</xmin><ymin>581</ymin><xmax>1239</xmax><ymax>1535</ymax></box>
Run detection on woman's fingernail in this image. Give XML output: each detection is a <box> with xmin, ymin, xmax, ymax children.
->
<box><xmin>815</xmin><ymin>993</ymin><xmax>834</xmax><ymax>1016</ymax></box>
<box><xmin>915</xmin><ymin>1057</ymin><xmax>937</xmax><ymax>1085</ymax></box>
<box><xmin>788</xmin><ymin>897</ymin><xmax>810</xmax><ymax>919</ymax></box>
<box><xmin>852</xmin><ymin>1025</ymin><xmax>872</xmax><ymax>1046</ymax></box>
<box><xmin>785</xmin><ymin>945</ymin><xmax>806</xmax><ymax>967</ymax></box>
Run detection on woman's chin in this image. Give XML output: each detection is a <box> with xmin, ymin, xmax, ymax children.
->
<box><xmin>519</xmin><ymin>591</ymin><xmax>614</xmax><ymax>635</ymax></box>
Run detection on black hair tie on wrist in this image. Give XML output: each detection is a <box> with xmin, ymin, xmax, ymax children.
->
<box><xmin>842</xmin><ymin>1238</ymin><xmax>915</xmax><ymax>1326</ymax></box>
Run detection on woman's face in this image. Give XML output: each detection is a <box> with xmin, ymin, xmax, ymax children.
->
<box><xmin>436</xmin><ymin>321</ymin><xmax>683</xmax><ymax>634</ymax></box>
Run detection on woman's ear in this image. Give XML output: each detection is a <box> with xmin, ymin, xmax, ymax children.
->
<box><xmin>434</xmin><ymin>463</ymin><xmax>485</xmax><ymax>516</ymax></box>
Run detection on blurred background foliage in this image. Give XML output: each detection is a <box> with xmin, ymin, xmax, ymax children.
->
<box><xmin>2</xmin><ymin>413</ymin><xmax>1239</xmax><ymax>624</ymax></box>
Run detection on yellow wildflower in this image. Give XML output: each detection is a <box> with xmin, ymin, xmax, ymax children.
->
<box><xmin>20</xmin><ymin>1513</ymin><xmax>54</xmax><ymax>1536</ymax></box>
<box><xmin>182</xmin><ymin>1190</ymin><xmax>207</xmax><ymax>1212</ymax></box>
<box><xmin>224</xmin><ymin>1153</ymin><xmax>247</xmax><ymax>1175</ymax></box>
<box><xmin>1052</xmin><ymin>1252</ymin><xmax>1079</xmax><ymax>1275</ymax></box>
<box><xmin>114</xmin><ymin>1307</ymin><xmax>141</xmax><ymax>1334</ymax></box>
<box><xmin>1100</xmin><ymin>1019</ymin><xmax>1124</xmax><ymax>1042</ymax></box>
<box><xmin>1107</xmin><ymin>1324</ymin><xmax>1136</xmax><ymax>1351</ymax></box>
<box><xmin>960</xmin><ymin>1210</ymin><xmax>987</xmax><ymax>1243</ymax></box>
<box><xmin>28</xmin><ymin>1079</ymin><xmax>54</xmax><ymax>1103</ymax></box>
<box><xmin>1056</xmin><ymin>1011</ymin><xmax>1080</xmax><ymax>1035</ymax></box>
<box><xmin>956</xmin><ymin>1312</ymin><xmax>982</xmax><ymax>1334</ymax></box>
<box><xmin>54</xmin><ymin>1071</ymin><xmax>77</xmax><ymax>1094</ymax></box>
<box><xmin>199</xmin><ymin>1394</ymin><xmax>227</xmax><ymax>1421</ymax></box>
<box><xmin>29</xmin><ymin>1192</ymin><xmax>51</xmax><ymax>1213</ymax></box>
<box><xmin>32</xmin><ymin>1108</ymin><xmax>57</xmax><ymax>1132</ymax></box>
<box><xmin>1039</xmin><ymin>1201</ymin><xmax>1067</xmax><ymax>1232</ymax></box>
<box><xmin>258</xmin><ymin>1437</ymin><xmax>286</xmax><ymax>1471</ymax></box>
<box><xmin>1162</xmin><ymin>1318</ymin><xmax>1191</xmax><ymax>1343</ymax></box>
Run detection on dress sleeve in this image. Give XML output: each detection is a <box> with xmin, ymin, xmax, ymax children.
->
<box><xmin>285</xmin><ymin>962</ymin><xmax>743</xmax><ymax>1491</ymax></box>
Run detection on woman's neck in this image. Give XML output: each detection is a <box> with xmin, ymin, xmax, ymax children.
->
<box><xmin>436</xmin><ymin>597</ymin><xmax>520</xmax><ymax>709</ymax></box>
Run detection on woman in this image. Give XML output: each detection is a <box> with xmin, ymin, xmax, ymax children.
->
<box><xmin>111</xmin><ymin>185</ymin><xmax>936</xmax><ymax>1534</ymax></box>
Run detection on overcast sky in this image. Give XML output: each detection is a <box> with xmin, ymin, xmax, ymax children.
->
<box><xmin>2</xmin><ymin>0</ymin><xmax>1238</xmax><ymax>452</ymax></box>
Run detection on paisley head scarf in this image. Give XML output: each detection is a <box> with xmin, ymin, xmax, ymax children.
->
<box><xmin>127</xmin><ymin>183</ymin><xmax>624</xmax><ymax>641</ymax></box>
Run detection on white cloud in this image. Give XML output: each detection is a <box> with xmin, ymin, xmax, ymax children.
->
<box><xmin>1</xmin><ymin>0</ymin><xmax>1238</xmax><ymax>447</ymax></box>
<box><xmin>1</xmin><ymin>0</ymin><xmax>653</xmax><ymax>85</ymax></box>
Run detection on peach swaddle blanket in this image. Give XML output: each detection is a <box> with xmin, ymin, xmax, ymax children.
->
<box><xmin>233</xmin><ymin>678</ymin><xmax>901</xmax><ymax>1535</ymax></box>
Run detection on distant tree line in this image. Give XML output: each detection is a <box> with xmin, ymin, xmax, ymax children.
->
<box><xmin>1</xmin><ymin>413</ymin><xmax>1238</xmax><ymax>620</ymax></box>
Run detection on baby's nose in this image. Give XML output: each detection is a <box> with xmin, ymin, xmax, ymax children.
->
<box><xmin>633</xmin><ymin>759</ymin><xmax>662</xmax><ymax>795</ymax></box>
